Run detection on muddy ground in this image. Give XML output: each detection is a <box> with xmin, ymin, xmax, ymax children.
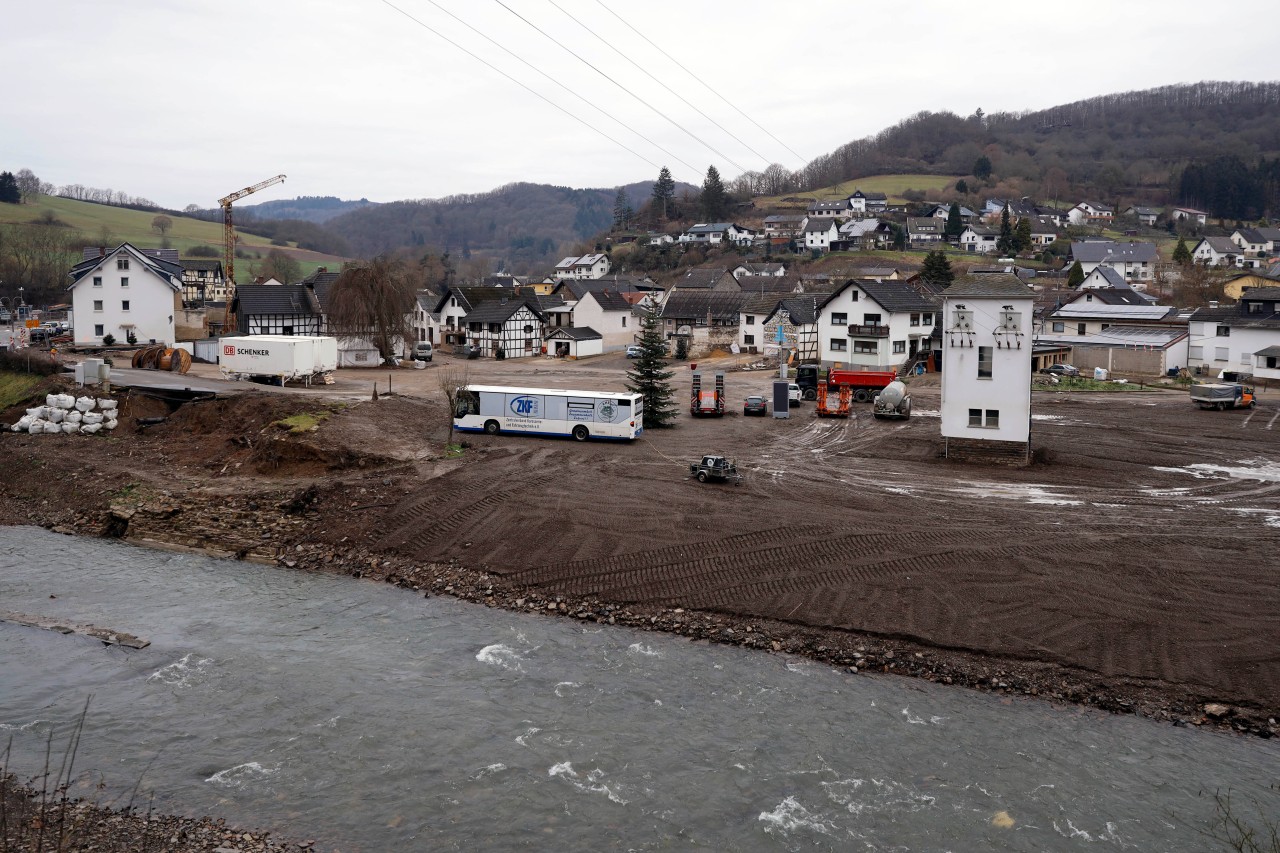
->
<box><xmin>2</xmin><ymin>353</ymin><xmax>1278</xmax><ymax>742</ymax></box>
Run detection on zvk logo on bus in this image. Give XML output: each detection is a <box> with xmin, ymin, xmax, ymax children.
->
<box><xmin>510</xmin><ymin>396</ymin><xmax>540</xmax><ymax>417</ymax></box>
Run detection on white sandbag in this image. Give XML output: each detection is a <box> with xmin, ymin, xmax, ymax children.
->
<box><xmin>27</xmin><ymin>421</ymin><xmax>44</xmax><ymax>434</ymax></box>
<box><xmin>97</xmin><ymin>399</ymin><xmax>118</xmax><ymax>411</ymax></box>
<box><xmin>61</xmin><ymin>422</ymin><xmax>79</xmax><ymax>434</ymax></box>
<box><xmin>102</xmin><ymin>419</ymin><xmax>118</xmax><ymax>431</ymax></box>
<box><xmin>27</xmin><ymin>406</ymin><xmax>49</xmax><ymax>420</ymax></box>
<box><xmin>81</xmin><ymin>412</ymin><xmax>104</xmax><ymax>425</ymax></box>
<box><xmin>47</xmin><ymin>409</ymin><xmax>65</xmax><ymax>424</ymax></box>
<box><xmin>46</xmin><ymin>394</ymin><xmax>59</xmax><ymax>408</ymax></box>
<box><xmin>55</xmin><ymin>394</ymin><xmax>76</xmax><ymax>410</ymax></box>
<box><xmin>64</xmin><ymin>411</ymin><xmax>82</xmax><ymax>425</ymax></box>
<box><xmin>75</xmin><ymin>396</ymin><xmax>97</xmax><ymax>413</ymax></box>
<box><xmin>80</xmin><ymin>423</ymin><xmax>102</xmax><ymax>435</ymax></box>
<box><xmin>13</xmin><ymin>415</ymin><xmax>34</xmax><ymax>431</ymax></box>
<box><xmin>42</xmin><ymin>421</ymin><xmax>62</xmax><ymax>434</ymax></box>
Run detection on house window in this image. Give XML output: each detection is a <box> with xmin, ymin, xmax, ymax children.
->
<box><xmin>864</xmin><ymin>313</ymin><xmax>882</xmax><ymax>325</ymax></box>
<box><xmin>1248</xmin><ymin>303</ymin><xmax>1262</xmax><ymax>314</ymax></box>
<box><xmin>893</xmin><ymin>340</ymin><xmax>905</xmax><ymax>354</ymax></box>
<box><xmin>93</xmin><ymin>300</ymin><xmax>103</xmax><ymax>311</ymax></box>
<box><xmin>117</xmin><ymin>258</ymin><xmax>129</xmax><ymax>270</ymax></box>
<box><xmin>854</xmin><ymin>340</ymin><xmax>878</xmax><ymax>354</ymax></box>
<box><xmin>744</xmin><ymin>334</ymin><xmax>755</xmax><ymax>346</ymax></box>
<box><xmin>469</xmin><ymin>322</ymin><xmax>480</xmax><ymax>332</ymax></box>
<box><xmin>830</xmin><ymin>339</ymin><xmax>847</xmax><ymax>352</ymax></box>
<box><xmin>523</xmin><ymin>324</ymin><xmax>533</xmax><ymax>334</ymax></box>
<box><xmin>968</xmin><ymin>409</ymin><xmax>999</xmax><ymax>428</ymax></box>
<box><xmin>745</xmin><ymin>315</ymin><xmax>755</xmax><ymax>325</ymax></box>
<box><xmin>120</xmin><ymin>277</ymin><xmax>128</xmax><ymax>287</ymax></box>
<box><xmin>282</xmin><ymin>326</ymin><xmax>294</xmax><ymax>336</ymax></box>
<box><xmin>910</xmin><ymin>314</ymin><xmax>920</xmax><ymax>327</ymax></box>
<box><xmin>93</xmin><ymin>276</ymin><xmax>102</xmax><ymax>287</ymax></box>
<box><xmin>622</xmin><ymin>316</ymin><xmax>627</xmax><ymax>328</ymax></box>
<box><xmin>1216</xmin><ymin>327</ymin><xmax>1230</xmax><ymax>337</ymax></box>
<box><xmin>831</xmin><ymin>312</ymin><xmax>848</xmax><ymax>326</ymax></box>
<box><xmin>1052</xmin><ymin>322</ymin><xmax>1065</xmax><ymax>332</ymax></box>
<box><xmin>921</xmin><ymin>313</ymin><xmax>932</xmax><ymax>325</ymax></box>
<box><xmin>489</xmin><ymin>323</ymin><xmax>501</xmax><ymax>333</ymax></box>
<box><xmin>849</xmin><ymin>292</ymin><xmax>858</xmax><ymax>301</ymax></box>
<box><xmin>121</xmin><ymin>300</ymin><xmax>130</xmax><ymax>312</ymax></box>
<box><xmin>1214</xmin><ymin>347</ymin><xmax>1229</xmax><ymax>362</ymax></box>
<box><xmin>94</xmin><ymin>324</ymin><xmax>104</xmax><ymax>336</ymax></box>
<box><xmin>1077</xmin><ymin>323</ymin><xmax>1086</xmax><ymax>335</ymax></box>
<box><xmin>977</xmin><ymin>346</ymin><xmax>993</xmax><ymax>378</ymax></box>
<box><xmin>1189</xmin><ymin>345</ymin><xmax>1203</xmax><ymax>359</ymax></box>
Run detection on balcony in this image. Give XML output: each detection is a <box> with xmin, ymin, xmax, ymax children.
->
<box><xmin>848</xmin><ymin>324</ymin><xmax>890</xmax><ymax>338</ymax></box>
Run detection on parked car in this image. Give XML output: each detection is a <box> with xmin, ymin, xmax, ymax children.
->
<box><xmin>625</xmin><ymin>345</ymin><xmax>643</xmax><ymax>358</ymax></box>
<box><xmin>1040</xmin><ymin>364</ymin><xmax>1080</xmax><ymax>377</ymax></box>
<box><xmin>788</xmin><ymin>383</ymin><xmax>802</xmax><ymax>407</ymax></box>
<box><xmin>743</xmin><ymin>395</ymin><xmax>768</xmax><ymax>416</ymax></box>
<box><xmin>412</xmin><ymin>341</ymin><xmax>433</xmax><ymax>362</ymax></box>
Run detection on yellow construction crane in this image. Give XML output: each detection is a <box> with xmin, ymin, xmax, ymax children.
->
<box><xmin>219</xmin><ymin>174</ymin><xmax>286</xmax><ymax>332</ymax></box>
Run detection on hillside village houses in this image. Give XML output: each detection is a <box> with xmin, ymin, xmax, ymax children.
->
<box><xmin>1230</xmin><ymin>226</ymin><xmax>1280</xmax><ymax>265</ymax></box>
<box><xmin>1191</xmin><ymin>236</ymin><xmax>1245</xmax><ymax>268</ymax></box>
<box><xmin>678</xmin><ymin>222</ymin><xmax>754</xmax><ymax>245</ymax></box>
<box><xmin>1124</xmin><ymin>205</ymin><xmax>1161</xmax><ymax>227</ymax></box>
<box><xmin>553</xmin><ymin>253</ymin><xmax>611</xmax><ymax>280</ymax></box>
<box><xmin>958</xmin><ymin>224</ymin><xmax>999</xmax><ymax>253</ymax></box>
<box><xmin>1186</xmin><ymin>287</ymin><xmax>1280</xmax><ymax>378</ymax></box>
<box><xmin>803</xmin><ymin>219</ymin><xmax>840</xmax><ymax>251</ymax></box>
<box><xmin>1067</xmin><ymin>201</ymin><xmax>1115</xmax><ymax>226</ymax></box>
<box><xmin>1069</xmin><ymin>240</ymin><xmax>1159</xmax><ymax>283</ymax></box>
<box><xmin>905</xmin><ymin>217</ymin><xmax>945</xmax><ymax>247</ymax></box>
<box><xmin>1170</xmin><ymin>207</ymin><xmax>1209</xmax><ymax>226</ymax></box>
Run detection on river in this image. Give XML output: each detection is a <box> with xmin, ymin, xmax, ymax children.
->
<box><xmin>1</xmin><ymin>527</ymin><xmax>1274</xmax><ymax>851</ymax></box>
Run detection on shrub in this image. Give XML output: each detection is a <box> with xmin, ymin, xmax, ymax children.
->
<box><xmin>102</xmin><ymin>333</ymin><xmax>116</xmax><ymax>346</ymax></box>
<box><xmin>186</xmin><ymin>244</ymin><xmax>219</xmax><ymax>257</ymax></box>
<box><xmin>495</xmin><ymin>346</ymin><xmax>506</xmax><ymax>360</ymax></box>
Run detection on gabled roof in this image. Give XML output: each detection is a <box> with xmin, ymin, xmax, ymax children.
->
<box><xmin>579</xmin><ymin>290</ymin><xmax>632</xmax><ymax>312</ymax></box>
<box><xmin>67</xmin><ymin>242</ymin><xmax>183</xmax><ymax>291</ymax></box>
<box><xmin>1042</xmin><ymin>324</ymin><xmax>1187</xmax><ymax>349</ymax></box>
<box><xmin>463</xmin><ymin>295</ymin><xmax>543</xmax><ymax>324</ymax></box>
<box><xmin>1082</xmin><ymin>266</ymin><xmax>1129</xmax><ymax>289</ymax></box>
<box><xmin>961</xmin><ymin>224</ymin><xmax>999</xmax><ymax>237</ymax></box>
<box><xmin>942</xmin><ymin>274</ymin><xmax>1033</xmax><ymax>298</ymax></box>
<box><xmin>299</xmin><ymin>268</ymin><xmax>342</xmax><ymax>309</ymax></box>
<box><xmin>808</xmin><ymin>199</ymin><xmax>850</xmax><ymax>211</ymax></box>
<box><xmin>1076</xmin><ymin>200</ymin><xmax>1115</xmax><ymax>213</ymax></box>
<box><xmin>736</xmin><ymin>274</ymin><xmax>800</xmax><ymax>293</ymax></box>
<box><xmin>674</xmin><ymin>268</ymin><xmax>735</xmax><ymax>289</ymax></box>
<box><xmin>555</xmin><ymin>276</ymin><xmax>647</xmax><ymax>299</ymax></box>
<box><xmin>544</xmin><ymin>326</ymin><xmax>601</xmax><ymax>341</ymax></box>
<box><xmin>180</xmin><ymin>259</ymin><xmax>223</xmax><ymax>273</ymax></box>
<box><xmin>735</xmin><ymin>262</ymin><xmax>787</xmax><ymax>275</ymax></box>
<box><xmin>819</xmin><ymin>278</ymin><xmax>941</xmax><ymax>314</ymax></box>
<box><xmin>769</xmin><ymin>296</ymin><xmax>819</xmax><ymax>326</ymax></box>
<box><xmin>803</xmin><ymin>219</ymin><xmax>838</xmax><ymax>233</ymax></box>
<box><xmin>660</xmin><ymin>291</ymin><xmax>747</xmax><ymax>321</ymax></box>
<box><xmin>906</xmin><ymin>217</ymin><xmax>942</xmax><ymax>232</ymax></box>
<box><xmin>1029</xmin><ymin>215</ymin><xmax>1060</xmax><ymax>233</ymax></box>
<box><xmin>1126</xmin><ymin>205</ymin><xmax>1161</xmax><ymax>217</ymax></box>
<box><xmin>1071</xmin><ymin>241</ymin><xmax>1159</xmax><ymax>263</ymax></box>
<box><xmin>1195</xmin><ymin>236</ymin><xmax>1239</xmax><ymax>254</ymax></box>
<box><xmin>764</xmin><ymin>214</ymin><xmax>805</xmax><ymax>224</ymax></box>
<box><xmin>231</xmin><ymin>284</ymin><xmax>321</xmax><ymax>316</ymax></box>
<box><xmin>838</xmin><ymin>218</ymin><xmax>881</xmax><ymax>236</ymax></box>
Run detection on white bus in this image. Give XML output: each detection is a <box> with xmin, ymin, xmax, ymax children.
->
<box><xmin>452</xmin><ymin>385</ymin><xmax>643</xmax><ymax>441</ymax></box>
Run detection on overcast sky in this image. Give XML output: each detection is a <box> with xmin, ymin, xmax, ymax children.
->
<box><xmin>3</xmin><ymin>0</ymin><xmax>1276</xmax><ymax>210</ymax></box>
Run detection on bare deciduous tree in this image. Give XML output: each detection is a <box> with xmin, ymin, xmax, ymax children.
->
<box><xmin>14</xmin><ymin>168</ymin><xmax>41</xmax><ymax>202</ymax></box>
<box><xmin>325</xmin><ymin>256</ymin><xmax>418</xmax><ymax>363</ymax></box>
<box><xmin>151</xmin><ymin>215</ymin><xmax>173</xmax><ymax>236</ymax></box>
<box><xmin>258</xmin><ymin>248</ymin><xmax>301</xmax><ymax>284</ymax></box>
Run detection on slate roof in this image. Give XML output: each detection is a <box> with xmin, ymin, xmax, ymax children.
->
<box><xmin>463</xmin><ymin>296</ymin><xmax>543</xmax><ymax>324</ymax></box>
<box><xmin>906</xmin><ymin>217</ymin><xmax>943</xmax><ymax>233</ymax></box>
<box><xmin>1189</xmin><ymin>292</ymin><xmax>1280</xmax><ymax>329</ymax></box>
<box><xmin>852</xmin><ymin>190</ymin><xmax>887</xmax><ymax>201</ymax></box>
<box><xmin>1074</xmin><ymin>286</ymin><xmax>1158</xmax><ymax>307</ymax></box>
<box><xmin>1197</xmin><ymin>236</ymin><xmax>1239</xmax><ymax>254</ymax></box>
<box><xmin>735</xmin><ymin>262</ymin><xmax>787</xmax><ymax>275</ymax></box>
<box><xmin>942</xmin><ymin>274</ymin><xmax>1034</xmax><ymax>298</ymax></box>
<box><xmin>557</xmin><ymin>277</ymin><xmax>647</xmax><ymax>299</ymax></box>
<box><xmin>180</xmin><ymin>259</ymin><xmax>223</xmax><ymax>273</ymax></box>
<box><xmin>545</xmin><ymin>326</ymin><xmax>601</xmax><ymax>341</ymax></box>
<box><xmin>231</xmin><ymin>284</ymin><xmax>321</xmax><ymax>316</ymax></box>
<box><xmin>819</xmin><ymin>279</ymin><xmax>941</xmax><ymax>314</ymax></box>
<box><xmin>808</xmin><ymin>200</ymin><xmax>850</xmax><ymax>212</ymax></box>
<box><xmin>764</xmin><ymin>215</ymin><xmax>805</xmax><ymax>224</ymax></box>
<box><xmin>67</xmin><ymin>243</ymin><xmax>183</xmax><ymax>290</ymax></box>
<box><xmin>736</xmin><ymin>274</ymin><xmax>800</xmax><ymax>293</ymax></box>
<box><xmin>1071</xmin><ymin>241</ymin><xmax>1159</xmax><ymax>264</ymax></box>
<box><xmin>1126</xmin><ymin>206</ymin><xmax>1161</xmax><ymax>217</ymax></box>
<box><xmin>772</xmin><ymin>296</ymin><xmax>819</xmax><ymax>326</ymax></box>
<box><xmin>299</xmin><ymin>268</ymin><xmax>342</xmax><ymax>309</ymax></box>
<box><xmin>581</xmin><ymin>290</ymin><xmax>632</xmax><ymax>312</ymax></box>
<box><xmin>674</xmin><ymin>268</ymin><xmax>734</xmax><ymax>289</ymax></box>
<box><xmin>660</xmin><ymin>291</ymin><xmax>747</xmax><ymax>322</ymax></box>
<box><xmin>803</xmin><ymin>219</ymin><xmax>838</xmax><ymax>234</ymax></box>
<box><xmin>962</xmin><ymin>225</ymin><xmax>999</xmax><ymax>237</ymax></box>
<box><xmin>1083</xmin><ymin>267</ymin><xmax>1129</xmax><ymax>289</ymax></box>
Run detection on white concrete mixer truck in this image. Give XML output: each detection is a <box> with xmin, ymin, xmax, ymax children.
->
<box><xmin>872</xmin><ymin>380</ymin><xmax>912</xmax><ymax>420</ymax></box>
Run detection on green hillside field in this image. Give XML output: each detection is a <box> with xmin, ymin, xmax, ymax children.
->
<box><xmin>0</xmin><ymin>195</ymin><xmax>348</xmax><ymax>281</ymax></box>
<box><xmin>755</xmin><ymin>174</ymin><xmax>959</xmax><ymax>208</ymax></box>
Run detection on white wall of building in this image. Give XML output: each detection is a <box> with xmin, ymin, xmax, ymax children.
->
<box><xmin>815</xmin><ymin>286</ymin><xmax>935</xmax><ymax>368</ymax></box>
<box><xmin>71</xmin><ymin>249</ymin><xmax>178</xmax><ymax>346</ymax></box>
<box><xmin>572</xmin><ymin>294</ymin><xmax>633</xmax><ymax>351</ymax></box>
<box><xmin>940</xmin><ymin>294</ymin><xmax>1034</xmax><ymax>444</ymax></box>
<box><xmin>1187</xmin><ymin>320</ymin><xmax>1279</xmax><ymax>375</ymax></box>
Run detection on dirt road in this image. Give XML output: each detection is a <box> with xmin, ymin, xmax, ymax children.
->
<box><xmin>3</xmin><ymin>353</ymin><xmax>1278</xmax><ymax>733</ymax></box>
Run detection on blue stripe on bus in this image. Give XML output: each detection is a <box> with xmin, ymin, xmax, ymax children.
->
<box><xmin>453</xmin><ymin>425</ymin><xmax>636</xmax><ymax>441</ymax></box>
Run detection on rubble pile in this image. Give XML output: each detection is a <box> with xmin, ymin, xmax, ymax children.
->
<box><xmin>9</xmin><ymin>393</ymin><xmax>118</xmax><ymax>435</ymax></box>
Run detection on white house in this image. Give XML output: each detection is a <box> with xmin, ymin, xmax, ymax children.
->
<box><xmin>647</xmin><ymin>233</ymin><xmax>675</xmax><ymax>246</ymax></box>
<box><xmin>679</xmin><ymin>223</ymin><xmax>751</xmax><ymax>245</ymax></box>
<box><xmin>732</xmin><ymin>262</ymin><xmax>787</xmax><ymax>278</ymax></box>
<box><xmin>939</xmin><ymin>275</ymin><xmax>1035</xmax><ymax>463</ymax></box>
<box><xmin>571</xmin><ymin>290</ymin><xmax>633</xmax><ymax>351</ymax></box>
<box><xmin>803</xmin><ymin>219</ymin><xmax>840</xmax><ymax>252</ymax></box>
<box><xmin>1191</xmin><ymin>237</ymin><xmax>1244</xmax><ymax>268</ymax></box>
<box><xmin>1124</xmin><ymin>205</ymin><xmax>1161</xmax><ymax>227</ymax></box>
<box><xmin>412</xmin><ymin>289</ymin><xmax>443</xmax><ymax>345</ymax></box>
<box><xmin>544</xmin><ymin>326</ymin><xmax>603</xmax><ymax>359</ymax></box>
<box><xmin>849</xmin><ymin>190</ymin><xmax>887</xmax><ymax>213</ymax></box>
<box><xmin>958</xmin><ymin>225</ymin><xmax>999</xmax><ymax>253</ymax></box>
<box><xmin>1186</xmin><ymin>287</ymin><xmax>1280</xmax><ymax>377</ymax></box>
<box><xmin>66</xmin><ymin>243</ymin><xmax>182</xmax><ymax>346</ymax></box>
<box><xmin>553</xmin><ymin>254</ymin><xmax>611</xmax><ymax>280</ymax></box>
<box><xmin>1070</xmin><ymin>241</ymin><xmax>1160</xmax><ymax>282</ymax></box>
<box><xmin>807</xmin><ymin>199</ymin><xmax>852</xmax><ymax>219</ymax></box>
<box><xmin>1028</xmin><ymin>216</ymin><xmax>1060</xmax><ymax>248</ymax></box>
<box><xmin>906</xmin><ymin>217</ymin><xmax>945</xmax><ymax>247</ymax></box>
<box><xmin>462</xmin><ymin>296</ymin><xmax>545</xmax><ymax>359</ymax></box>
<box><xmin>815</xmin><ymin>279</ymin><xmax>941</xmax><ymax>368</ymax></box>
<box><xmin>1170</xmin><ymin>207</ymin><xmax>1208</xmax><ymax>226</ymax></box>
<box><xmin>1067</xmin><ymin>201</ymin><xmax>1115</xmax><ymax>226</ymax></box>
<box><xmin>1230</xmin><ymin>227</ymin><xmax>1280</xmax><ymax>263</ymax></box>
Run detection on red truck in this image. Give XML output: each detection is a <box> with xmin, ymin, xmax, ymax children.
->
<box><xmin>795</xmin><ymin>365</ymin><xmax>897</xmax><ymax>403</ymax></box>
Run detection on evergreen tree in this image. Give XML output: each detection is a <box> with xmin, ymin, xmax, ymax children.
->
<box><xmin>1172</xmin><ymin>236</ymin><xmax>1192</xmax><ymax>265</ymax></box>
<box><xmin>1067</xmin><ymin>260</ymin><xmax>1085</xmax><ymax>287</ymax></box>
<box><xmin>997</xmin><ymin>204</ymin><xmax>1014</xmax><ymax>254</ymax></box>
<box><xmin>920</xmin><ymin>249</ymin><xmax>954</xmax><ymax>287</ymax></box>
<box><xmin>699</xmin><ymin>165</ymin><xmax>728</xmax><ymax>221</ymax></box>
<box><xmin>887</xmin><ymin>222</ymin><xmax>906</xmax><ymax>251</ymax></box>
<box><xmin>1013</xmin><ymin>216</ymin><xmax>1032</xmax><ymax>252</ymax></box>
<box><xmin>973</xmin><ymin>156</ymin><xmax>993</xmax><ymax>181</ymax></box>
<box><xmin>0</xmin><ymin>172</ymin><xmax>20</xmax><ymax>204</ymax></box>
<box><xmin>651</xmin><ymin>167</ymin><xmax>676</xmax><ymax>220</ymax></box>
<box><xmin>944</xmin><ymin>203</ymin><xmax>964</xmax><ymax>241</ymax></box>
<box><xmin>955</xmin><ymin>178</ymin><xmax>969</xmax><ymax>194</ymax></box>
<box><xmin>626</xmin><ymin>306</ymin><xmax>678</xmax><ymax>427</ymax></box>
<box><xmin>612</xmin><ymin>188</ymin><xmax>633</xmax><ymax>230</ymax></box>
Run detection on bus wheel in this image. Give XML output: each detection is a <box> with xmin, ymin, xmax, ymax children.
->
<box><xmin>572</xmin><ymin>425</ymin><xmax>590</xmax><ymax>442</ymax></box>
<box><xmin>484</xmin><ymin>420</ymin><xmax>501</xmax><ymax>435</ymax></box>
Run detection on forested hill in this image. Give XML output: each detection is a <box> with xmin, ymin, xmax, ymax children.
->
<box><xmin>236</xmin><ymin>195</ymin><xmax>376</xmax><ymax>224</ymax></box>
<box><xmin>324</xmin><ymin>180</ymin><xmax>684</xmax><ymax>267</ymax></box>
<box><xmin>789</xmin><ymin>81</ymin><xmax>1280</xmax><ymax>214</ymax></box>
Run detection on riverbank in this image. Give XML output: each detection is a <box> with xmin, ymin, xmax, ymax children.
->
<box><xmin>2</xmin><ymin>369</ymin><xmax>1278</xmax><ymax>742</ymax></box>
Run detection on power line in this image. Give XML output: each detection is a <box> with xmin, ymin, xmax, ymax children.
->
<box><xmin>493</xmin><ymin>0</ymin><xmax>748</xmax><ymax>175</ymax></box>
<box><xmin>544</xmin><ymin>0</ymin><xmax>772</xmax><ymax>170</ymax></box>
<box><xmin>377</xmin><ymin>0</ymin><xmax>664</xmax><ymax>176</ymax></box>
<box><xmin>413</xmin><ymin>0</ymin><xmax>700</xmax><ymax>177</ymax></box>
<box><xmin>592</xmin><ymin>0</ymin><xmax>806</xmax><ymax>165</ymax></box>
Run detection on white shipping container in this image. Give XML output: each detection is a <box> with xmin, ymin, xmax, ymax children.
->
<box><xmin>218</xmin><ymin>335</ymin><xmax>339</xmax><ymax>384</ymax></box>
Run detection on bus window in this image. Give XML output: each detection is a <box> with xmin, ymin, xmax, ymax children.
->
<box><xmin>455</xmin><ymin>390</ymin><xmax>480</xmax><ymax>418</ymax></box>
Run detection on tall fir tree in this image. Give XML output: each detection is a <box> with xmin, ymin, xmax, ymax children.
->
<box><xmin>1013</xmin><ymin>217</ymin><xmax>1032</xmax><ymax>253</ymax></box>
<box><xmin>0</xmin><ymin>172</ymin><xmax>20</xmax><ymax>204</ymax></box>
<box><xmin>973</xmin><ymin>156</ymin><xmax>992</xmax><ymax>181</ymax></box>
<box><xmin>1067</xmin><ymin>260</ymin><xmax>1085</xmax><ymax>288</ymax></box>
<box><xmin>626</xmin><ymin>306</ymin><xmax>678</xmax><ymax>427</ymax></box>
<box><xmin>651</xmin><ymin>167</ymin><xmax>675</xmax><ymax>221</ymax></box>
<box><xmin>612</xmin><ymin>188</ymin><xmax>633</xmax><ymax>230</ymax></box>
<box><xmin>1172</xmin><ymin>237</ymin><xmax>1192</xmax><ymax>265</ymax></box>
<box><xmin>920</xmin><ymin>250</ymin><xmax>954</xmax><ymax>287</ymax></box>
<box><xmin>699</xmin><ymin>165</ymin><xmax>728</xmax><ymax>221</ymax></box>
<box><xmin>997</xmin><ymin>204</ymin><xmax>1014</xmax><ymax>254</ymax></box>
<box><xmin>944</xmin><ymin>203</ymin><xmax>964</xmax><ymax>241</ymax></box>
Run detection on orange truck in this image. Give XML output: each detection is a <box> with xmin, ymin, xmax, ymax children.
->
<box><xmin>1190</xmin><ymin>383</ymin><xmax>1256</xmax><ymax>410</ymax></box>
<box><xmin>795</xmin><ymin>365</ymin><xmax>897</xmax><ymax>403</ymax></box>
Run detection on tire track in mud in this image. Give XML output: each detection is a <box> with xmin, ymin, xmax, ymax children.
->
<box><xmin>376</xmin><ymin>473</ymin><xmax>558</xmax><ymax>554</ymax></box>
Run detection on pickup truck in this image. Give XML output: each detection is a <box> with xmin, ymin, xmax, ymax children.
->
<box><xmin>1190</xmin><ymin>383</ymin><xmax>1256</xmax><ymax>410</ymax></box>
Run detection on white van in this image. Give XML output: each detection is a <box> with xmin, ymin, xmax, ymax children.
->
<box><xmin>413</xmin><ymin>341</ymin><xmax>433</xmax><ymax>362</ymax></box>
